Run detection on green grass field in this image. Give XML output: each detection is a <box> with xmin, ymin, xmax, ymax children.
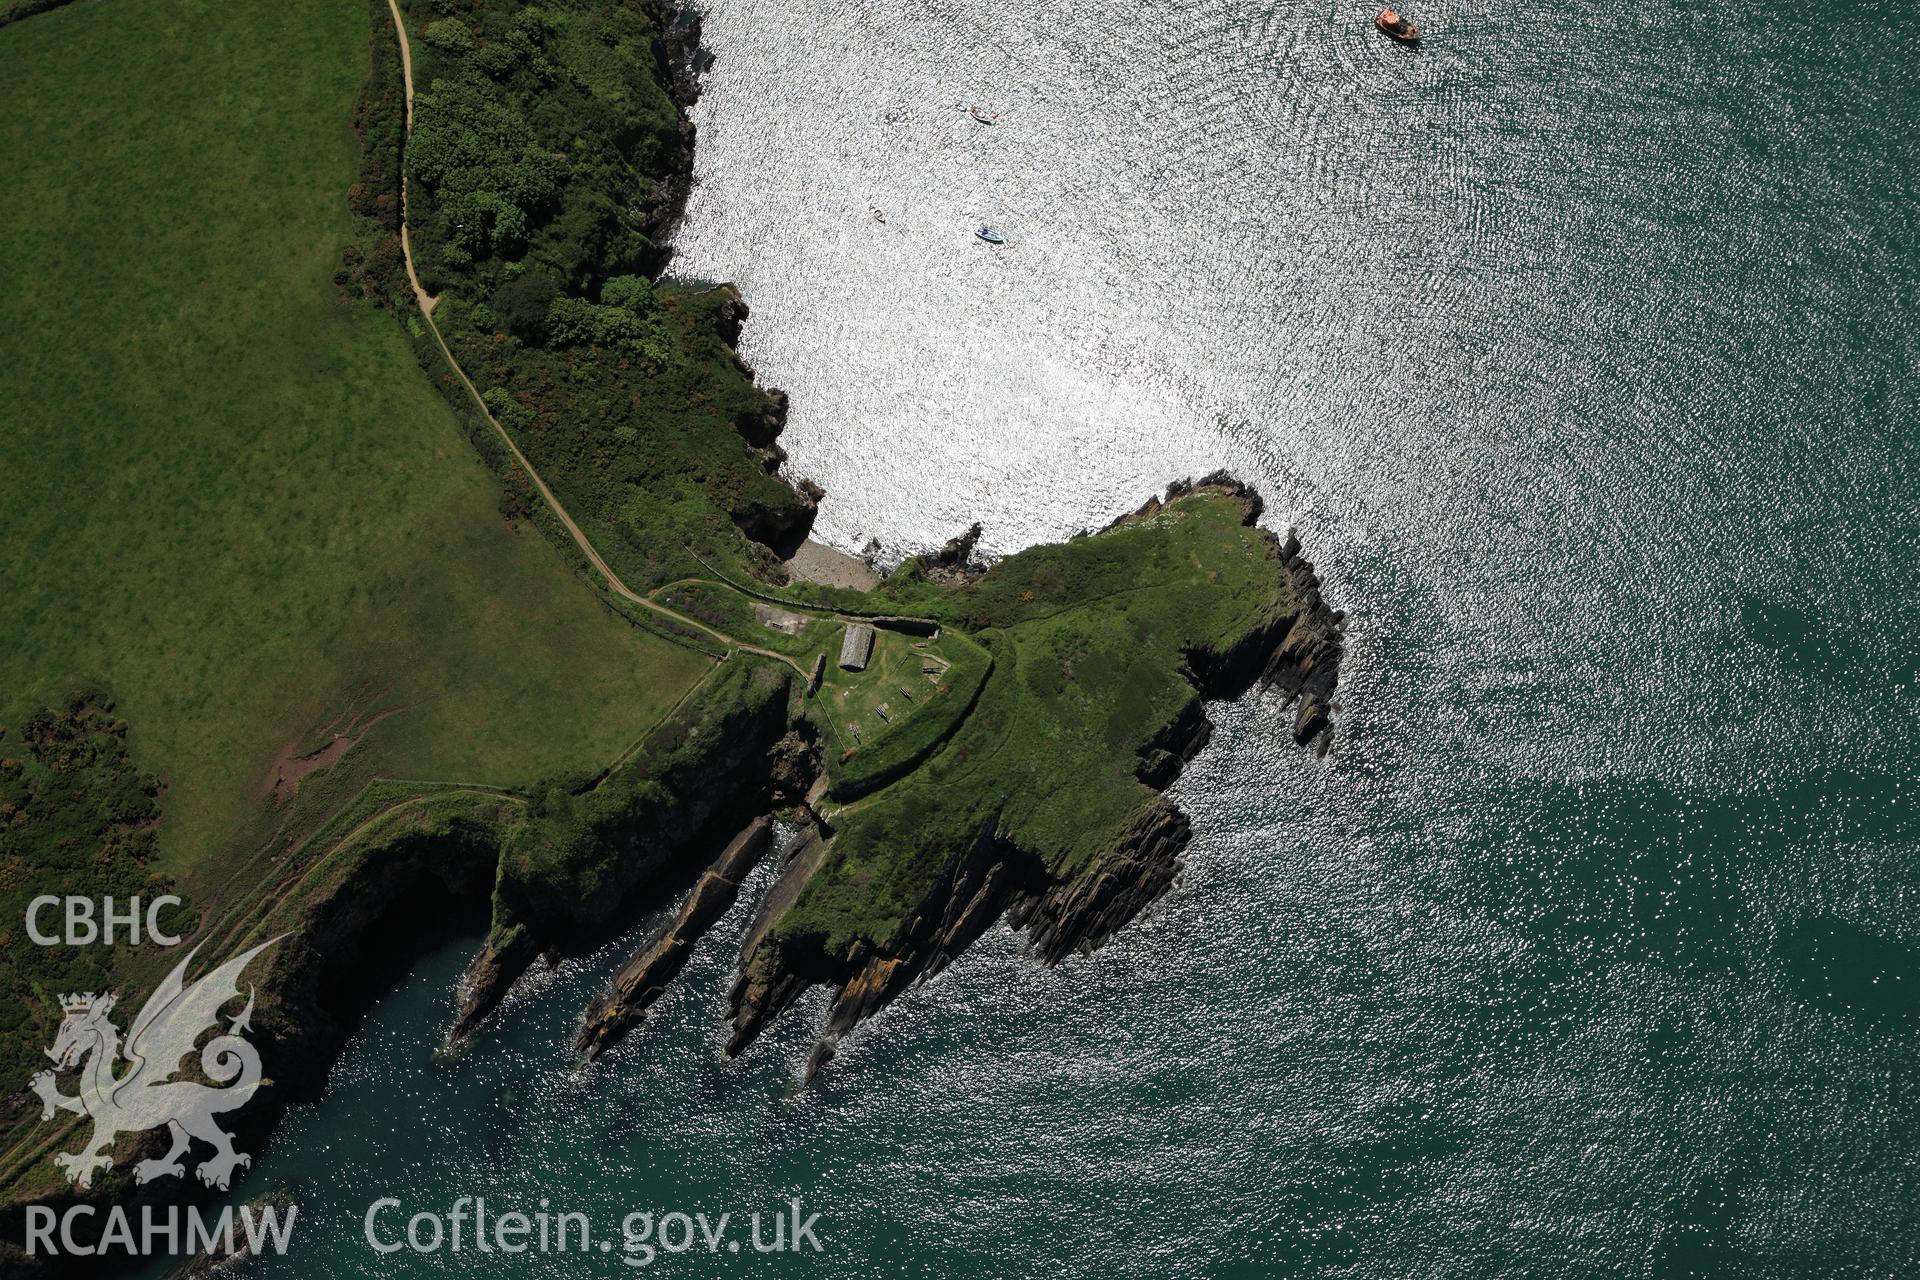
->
<box><xmin>0</xmin><ymin>0</ymin><xmax>709</xmax><ymax>885</ymax></box>
<box><xmin>777</xmin><ymin>492</ymin><xmax>1290</xmax><ymax>946</ymax></box>
<box><xmin>0</xmin><ymin>0</ymin><xmax>1328</xmax><ymax>1169</ymax></box>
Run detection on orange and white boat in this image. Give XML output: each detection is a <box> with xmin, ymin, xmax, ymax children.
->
<box><xmin>1375</xmin><ymin>8</ymin><xmax>1421</xmax><ymax>42</ymax></box>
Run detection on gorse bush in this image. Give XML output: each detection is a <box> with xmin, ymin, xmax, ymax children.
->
<box><xmin>0</xmin><ymin>695</ymin><xmax>189</xmax><ymax>1091</ymax></box>
<box><xmin>410</xmin><ymin>75</ymin><xmax>563</xmax><ymax>260</ymax></box>
<box><xmin>545</xmin><ymin>275</ymin><xmax>673</xmax><ymax>362</ymax></box>
<box><xmin>402</xmin><ymin>0</ymin><xmax>813</xmax><ymax>585</ymax></box>
<box><xmin>406</xmin><ymin>0</ymin><xmax>681</xmax><ymax>301</ymax></box>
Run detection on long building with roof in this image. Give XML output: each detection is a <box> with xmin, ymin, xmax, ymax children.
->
<box><xmin>838</xmin><ymin>622</ymin><xmax>875</xmax><ymax>671</ymax></box>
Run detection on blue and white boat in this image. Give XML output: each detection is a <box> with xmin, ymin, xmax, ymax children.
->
<box><xmin>975</xmin><ymin>226</ymin><xmax>1006</xmax><ymax>244</ymax></box>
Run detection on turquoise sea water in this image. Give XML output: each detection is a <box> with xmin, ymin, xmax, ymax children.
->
<box><xmin>232</xmin><ymin>0</ymin><xmax>1914</xmax><ymax>1273</ymax></box>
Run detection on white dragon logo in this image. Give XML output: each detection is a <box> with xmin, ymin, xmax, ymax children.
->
<box><xmin>28</xmin><ymin>937</ymin><xmax>281</xmax><ymax>1191</ymax></box>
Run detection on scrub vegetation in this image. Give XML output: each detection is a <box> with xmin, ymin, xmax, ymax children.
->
<box><xmin>400</xmin><ymin>0</ymin><xmax>816</xmax><ymax>589</ymax></box>
<box><xmin>0</xmin><ymin>0</ymin><xmax>1334</xmax><ymax>1224</ymax></box>
<box><xmin>0</xmin><ymin>697</ymin><xmax>194</xmax><ymax>1089</ymax></box>
<box><xmin>780</xmin><ymin>493</ymin><xmax>1288</xmax><ymax>946</ymax></box>
<box><xmin>0</xmin><ymin>0</ymin><xmax>709</xmax><ymax>1154</ymax></box>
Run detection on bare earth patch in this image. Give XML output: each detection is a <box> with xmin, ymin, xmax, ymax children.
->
<box><xmin>266</xmin><ymin>706</ymin><xmax>404</xmax><ymax>804</ymax></box>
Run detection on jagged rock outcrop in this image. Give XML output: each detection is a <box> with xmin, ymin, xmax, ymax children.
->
<box><xmin>635</xmin><ymin>4</ymin><xmax>705</xmax><ymax>269</ymax></box>
<box><xmin>1134</xmin><ymin>692</ymin><xmax>1214</xmax><ymax>788</ymax></box>
<box><xmin>575</xmin><ymin>817</ymin><xmax>774</xmax><ymax>1060</ymax></box>
<box><xmin>1006</xmin><ymin>801</ymin><xmax>1191</xmax><ymax>964</ymax></box>
<box><xmin>765</xmin><ymin>729</ymin><xmax>820</xmax><ymax>806</ymax></box>
<box><xmin>656</xmin><ymin>5</ymin><xmax>708</xmax><ymax>111</ymax></box>
<box><xmin>711</xmin><ymin>283</ymin><xmax>750</xmax><ymax>347</ymax></box>
<box><xmin>1100</xmin><ymin>469</ymin><xmax>1261</xmax><ymax>534</ymax></box>
<box><xmin>699</xmin><ymin>288</ymin><xmax>821</xmax><ymax>559</ymax></box>
<box><xmin>799</xmin><ymin>802</ymin><xmax>1193</xmax><ymax>1052</ymax></box>
<box><xmin>1172</xmin><ymin>482</ymin><xmax>1345</xmax><ymax>755</ymax></box>
<box><xmin>730</xmin><ymin>486</ymin><xmax>819</xmax><ymax>559</ymax></box>
<box><xmin>446</xmin><ymin>919</ymin><xmax>554</xmax><ymax>1046</ymax></box>
<box><xmin>450</xmin><ymin>664</ymin><xmax>793</xmax><ymax>1044</ymax></box>
<box><xmin>736</xmin><ymin>385</ymin><xmax>789</xmax><ymax>449</ymax></box>
<box><xmin>723</xmin><ymin>831</ymin><xmax>835</xmax><ymax>1056</ymax></box>
<box><xmin>922</xmin><ymin>521</ymin><xmax>987</xmax><ymax>586</ymax></box>
<box><xmin>722</xmin><ymin>478</ymin><xmax>1347</xmax><ymax>1071</ymax></box>
<box><xmin>726</xmin><ymin>801</ymin><xmax>1196</xmax><ymax>1069</ymax></box>
<box><xmin>1260</xmin><ymin>528</ymin><xmax>1344</xmax><ymax>753</ymax></box>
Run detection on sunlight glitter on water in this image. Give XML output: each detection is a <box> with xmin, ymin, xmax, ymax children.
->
<box><xmin>214</xmin><ymin>0</ymin><xmax>1919</xmax><ymax>1273</ymax></box>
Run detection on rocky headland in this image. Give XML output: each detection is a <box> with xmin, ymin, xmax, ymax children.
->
<box><xmin>1</xmin><ymin>0</ymin><xmax>1347</xmax><ymax>1268</ymax></box>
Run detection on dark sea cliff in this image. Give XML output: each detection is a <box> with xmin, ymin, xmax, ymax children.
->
<box><xmin>190</xmin><ymin>0</ymin><xmax>1917</xmax><ymax>1274</ymax></box>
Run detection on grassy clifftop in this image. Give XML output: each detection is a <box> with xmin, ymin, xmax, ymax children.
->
<box><xmin>0</xmin><ymin>0</ymin><xmax>709</xmax><ymax>882</ymax></box>
<box><xmin>787</xmin><ymin>489</ymin><xmax>1288</xmax><ymax>943</ymax></box>
<box><xmin>353</xmin><ymin>0</ymin><xmax>1348</xmax><ymax>1062</ymax></box>
<box><xmin>1</xmin><ymin>0</ymin><xmax>1344</xmax><ymax>1240</ymax></box>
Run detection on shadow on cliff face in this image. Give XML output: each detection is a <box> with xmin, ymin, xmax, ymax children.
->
<box><xmin>0</xmin><ymin>823</ymin><xmax>502</xmax><ymax>1279</ymax></box>
<box><xmin>308</xmin><ymin>861</ymin><xmax>491</xmax><ymax>1029</ymax></box>
<box><xmin>252</xmin><ymin>821</ymin><xmax>501</xmax><ymax>1124</ymax></box>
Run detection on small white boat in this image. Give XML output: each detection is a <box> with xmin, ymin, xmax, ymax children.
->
<box><xmin>975</xmin><ymin>226</ymin><xmax>1006</xmax><ymax>244</ymax></box>
<box><xmin>969</xmin><ymin>105</ymin><xmax>999</xmax><ymax>125</ymax></box>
